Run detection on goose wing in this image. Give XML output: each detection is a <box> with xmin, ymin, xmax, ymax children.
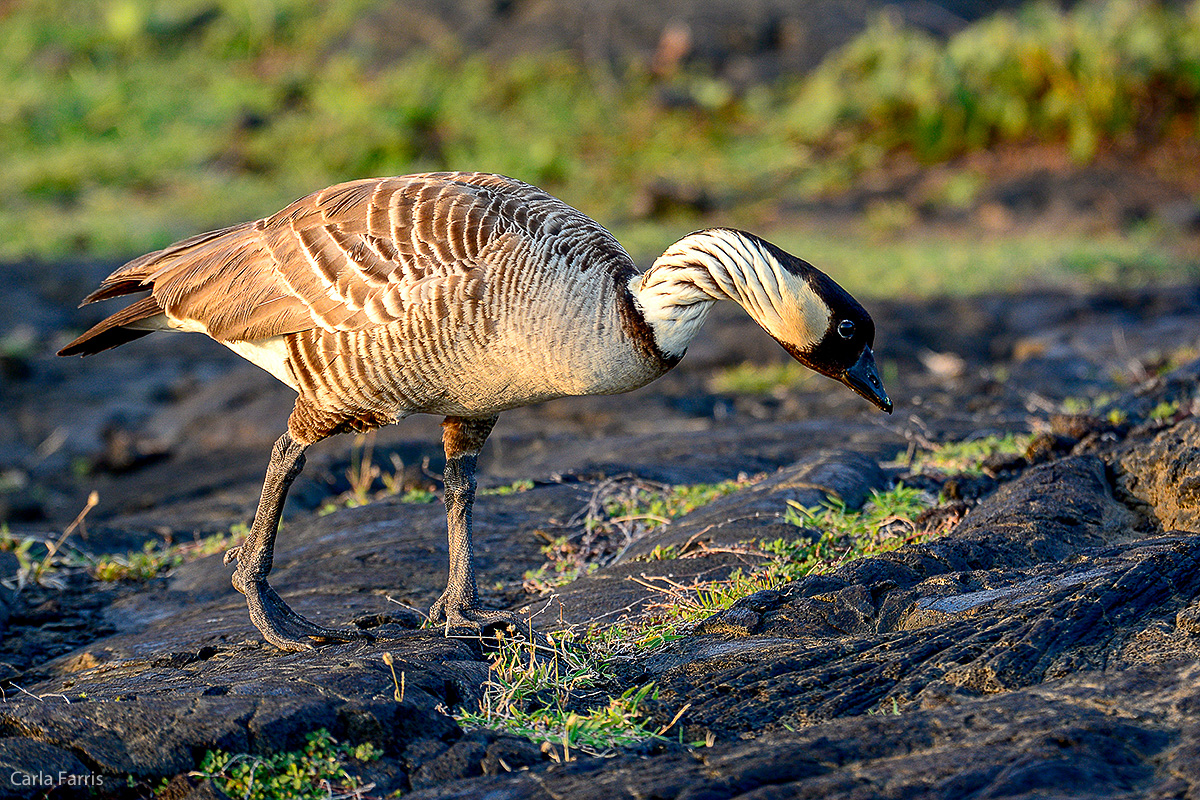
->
<box><xmin>90</xmin><ymin>172</ymin><xmax>602</xmax><ymax>342</ymax></box>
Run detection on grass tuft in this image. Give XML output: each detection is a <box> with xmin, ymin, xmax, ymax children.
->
<box><xmin>194</xmin><ymin>728</ymin><xmax>381</xmax><ymax>800</ymax></box>
<box><xmin>522</xmin><ymin>476</ymin><xmax>754</xmax><ymax>596</ymax></box>
<box><xmin>577</xmin><ymin>484</ymin><xmax>941</xmax><ymax>659</ymax></box>
<box><xmin>708</xmin><ymin>361</ymin><xmax>815</xmax><ymax>395</ymax></box>
<box><xmin>453</xmin><ymin>632</ymin><xmax>663</xmax><ymax>759</ymax></box>
<box><xmin>899</xmin><ymin>433</ymin><xmax>1034</xmax><ymax>475</ymax></box>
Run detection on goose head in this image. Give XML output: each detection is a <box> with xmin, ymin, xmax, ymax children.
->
<box><xmin>637</xmin><ymin>228</ymin><xmax>892</xmax><ymax>413</ymax></box>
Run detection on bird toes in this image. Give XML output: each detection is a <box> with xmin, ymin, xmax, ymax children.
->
<box><xmin>242</xmin><ymin>578</ymin><xmax>374</xmax><ymax>651</ymax></box>
<box><xmin>433</xmin><ymin>604</ymin><xmax>540</xmax><ymax>643</ymax></box>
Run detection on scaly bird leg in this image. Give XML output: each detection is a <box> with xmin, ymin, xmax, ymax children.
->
<box><xmin>224</xmin><ymin>432</ymin><xmax>372</xmax><ymax>651</ymax></box>
<box><xmin>429</xmin><ymin>416</ymin><xmax>528</xmax><ymax>635</ymax></box>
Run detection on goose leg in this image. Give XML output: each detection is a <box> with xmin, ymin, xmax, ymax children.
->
<box><xmin>224</xmin><ymin>432</ymin><xmax>372</xmax><ymax>651</ymax></box>
<box><xmin>429</xmin><ymin>416</ymin><xmax>526</xmax><ymax>634</ymax></box>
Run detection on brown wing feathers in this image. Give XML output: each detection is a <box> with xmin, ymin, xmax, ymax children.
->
<box><xmin>57</xmin><ymin>172</ymin><xmax>605</xmax><ymax>360</ymax></box>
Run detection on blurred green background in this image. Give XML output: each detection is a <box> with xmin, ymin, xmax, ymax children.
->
<box><xmin>5</xmin><ymin>0</ymin><xmax>1200</xmax><ymax>297</ymax></box>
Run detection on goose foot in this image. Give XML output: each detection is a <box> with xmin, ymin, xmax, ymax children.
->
<box><xmin>429</xmin><ymin>594</ymin><xmax>536</xmax><ymax>641</ymax></box>
<box><xmin>233</xmin><ymin>569</ymin><xmax>373</xmax><ymax>652</ymax></box>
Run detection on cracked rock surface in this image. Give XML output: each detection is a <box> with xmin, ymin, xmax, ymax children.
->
<box><xmin>3</xmin><ymin>262</ymin><xmax>1200</xmax><ymax>798</ymax></box>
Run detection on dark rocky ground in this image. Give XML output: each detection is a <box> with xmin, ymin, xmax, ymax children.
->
<box><xmin>3</xmin><ymin>255</ymin><xmax>1200</xmax><ymax>798</ymax></box>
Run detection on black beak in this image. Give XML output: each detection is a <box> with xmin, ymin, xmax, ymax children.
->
<box><xmin>840</xmin><ymin>346</ymin><xmax>892</xmax><ymax>414</ymax></box>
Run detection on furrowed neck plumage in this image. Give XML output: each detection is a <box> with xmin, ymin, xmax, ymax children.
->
<box><xmin>630</xmin><ymin>228</ymin><xmax>831</xmax><ymax>359</ymax></box>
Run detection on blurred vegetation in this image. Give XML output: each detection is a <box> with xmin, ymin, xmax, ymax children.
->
<box><xmin>792</xmin><ymin>1</ymin><xmax>1200</xmax><ymax>168</ymax></box>
<box><xmin>4</xmin><ymin>0</ymin><xmax>1199</xmax><ymax>292</ymax></box>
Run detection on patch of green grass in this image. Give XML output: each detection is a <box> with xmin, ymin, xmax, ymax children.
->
<box><xmin>2</xmin><ymin>5</ymin><xmax>788</xmax><ymax>260</ymax></box>
<box><xmin>595</xmin><ymin>478</ymin><xmax>752</xmax><ymax>535</ymax></box>
<box><xmin>6</xmin><ymin>0</ymin><xmax>1200</xmax><ymax>299</ymax></box>
<box><xmin>453</xmin><ymin>632</ymin><xmax>665</xmax><ymax>759</ymax></box>
<box><xmin>194</xmin><ymin>728</ymin><xmax>381</xmax><ymax>800</ymax></box>
<box><xmin>1149</xmin><ymin>400</ymin><xmax>1182</xmax><ymax>422</ymax></box>
<box><xmin>762</xmin><ymin>225</ymin><xmax>1196</xmax><ymax>300</ymax></box>
<box><xmin>92</xmin><ymin>527</ymin><xmax>242</xmax><ymax>582</ymax></box>
<box><xmin>1061</xmin><ymin>395</ymin><xmax>1106</xmax><ymax>415</ymax></box>
<box><xmin>2</xmin><ymin>508</ymin><xmax>243</xmax><ymax>588</ymax></box>
<box><xmin>522</xmin><ymin>533</ymin><xmax>600</xmax><ymax>595</ymax></box>
<box><xmin>901</xmin><ymin>433</ymin><xmax>1034</xmax><ymax>475</ymax></box>
<box><xmin>708</xmin><ymin>360</ymin><xmax>815</xmax><ymax>395</ymax></box>
<box><xmin>523</xmin><ymin>477</ymin><xmax>755</xmax><ymax>596</ymax></box>
<box><xmin>527</xmin><ymin>484</ymin><xmax>940</xmax><ymax>660</ymax></box>
<box><xmin>91</xmin><ymin>540</ymin><xmax>182</xmax><ymax>582</ymax></box>
<box><xmin>480</xmin><ymin>479</ymin><xmax>535</xmax><ymax>496</ymax></box>
<box><xmin>580</xmin><ymin>485</ymin><xmax>940</xmax><ymax>656</ymax></box>
<box><xmin>782</xmin><ymin>484</ymin><xmax>937</xmax><ymax>568</ymax></box>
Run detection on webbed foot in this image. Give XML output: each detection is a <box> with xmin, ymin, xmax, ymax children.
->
<box><xmin>232</xmin><ymin>568</ymin><xmax>373</xmax><ymax>652</ymax></box>
<box><xmin>429</xmin><ymin>593</ymin><xmax>537</xmax><ymax>641</ymax></box>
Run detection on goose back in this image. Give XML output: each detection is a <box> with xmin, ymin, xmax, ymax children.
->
<box><xmin>66</xmin><ymin>173</ymin><xmax>677</xmax><ymax>426</ymax></box>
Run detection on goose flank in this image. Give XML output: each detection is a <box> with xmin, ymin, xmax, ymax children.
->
<box><xmin>59</xmin><ymin>171</ymin><xmax>892</xmax><ymax>651</ymax></box>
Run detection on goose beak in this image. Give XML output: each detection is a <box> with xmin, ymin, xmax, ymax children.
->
<box><xmin>840</xmin><ymin>346</ymin><xmax>892</xmax><ymax>414</ymax></box>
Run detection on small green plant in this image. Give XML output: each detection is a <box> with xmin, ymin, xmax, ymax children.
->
<box><xmin>1105</xmin><ymin>408</ymin><xmax>1129</xmax><ymax>426</ymax></box>
<box><xmin>398</xmin><ymin>488</ymin><xmax>437</xmax><ymax>504</ymax></box>
<box><xmin>194</xmin><ymin>729</ymin><xmax>380</xmax><ymax>800</ymax></box>
<box><xmin>91</xmin><ymin>527</ymin><xmax>241</xmax><ymax>583</ymax></box>
<box><xmin>480</xmin><ymin>479</ymin><xmax>535</xmax><ymax>496</ymax></box>
<box><xmin>708</xmin><ymin>361</ymin><xmax>814</xmax><ymax>395</ymax></box>
<box><xmin>1060</xmin><ymin>396</ymin><xmax>1096</xmax><ymax>414</ymax></box>
<box><xmin>1</xmin><ymin>491</ymin><xmax>98</xmax><ymax>590</ymax></box>
<box><xmin>318</xmin><ymin>435</ymin><xmax>434</xmax><ymax>515</ymax></box>
<box><xmin>338</xmin><ymin>432</ymin><xmax>413</xmax><ymax>508</ymax></box>
<box><xmin>345</xmin><ymin>433</ymin><xmax>381</xmax><ymax>508</ymax></box>
<box><xmin>581</xmin><ymin>485</ymin><xmax>940</xmax><ymax>654</ymax></box>
<box><xmin>582</xmin><ymin>616</ymin><xmax>686</xmax><ymax>655</ymax></box>
<box><xmin>454</xmin><ymin>632</ymin><xmax>663</xmax><ymax>759</ymax></box>
<box><xmin>903</xmin><ymin>433</ymin><xmax>1033</xmax><ymax>475</ymax></box>
<box><xmin>783</xmin><ymin>484</ymin><xmax>937</xmax><ymax>565</ymax></box>
<box><xmin>523</xmin><ymin>477</ymin><xmax>755</xmax><ymax>596</ymax></box>
<box><xmin>1</xmin><ymin>517</ymin><xmax>241</xmax><ymax>589</ymax></box>
<box><xmin>595</xmin><ymin>478</ymin><xmax>751</xmax><ymax>536</ymax></box>
<box><xmin>1149</xmin><ymin>400</ymin><xmax>1181</xmax><ymax>422</ymax></box>
<box><xmin>91</xmin><ymin>540</ymin><xmax>181</xmax><ymax>582</ymax></box>
<box><xmin>640</xmin><ymin>544</ymin><xmax>681</xmax><ymax>561</ymax></box>
<box><xmin>0</xmin><ymin>524</ymin><xmax>39</xmax><ymax>590</ymax></box>
<box><xmin>522</xmin><ymin>534</ymin><xmax>599</xmax><ymax>595</ymax></box>
<box><xmin>1059</xmin><ymin>393</ymin><xmax>1126</xmax><ymax>417</ymax></box>
<box><xmin>868</xmin><ymin>696</ymin><xmax>903</xmax><ymax>716</ymax></box>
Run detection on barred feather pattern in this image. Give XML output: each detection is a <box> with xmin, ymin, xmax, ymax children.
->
<box><xmin>65</xmin><ymin>173</ymin><xmax>864</xmax><ymax>445</ymax></box>
<box><xmin>69</xmin><ymin>173</ymin><xmax>673</xmax><ymax>439</ymax></box>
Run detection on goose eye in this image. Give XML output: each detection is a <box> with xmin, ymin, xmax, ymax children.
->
<box><xmin>837</xmin><ymin>320</ymin><xmax>856</xmax><ymax>339</ymax></box>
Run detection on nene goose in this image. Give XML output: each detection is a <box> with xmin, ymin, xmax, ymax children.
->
<box><xmin>60</xmin><ymin>172</ymin><xmax>892</xmax><ymax>651</ymax></box>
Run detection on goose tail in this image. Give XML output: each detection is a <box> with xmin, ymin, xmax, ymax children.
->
<box><xmin>57</xmin><ymin>294</ymin><xmax>164</xmax><ymax>356</ymax></box>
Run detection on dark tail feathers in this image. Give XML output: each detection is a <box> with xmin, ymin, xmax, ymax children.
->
<box><xmin>57</xmin><ymin>295</ymin><xmax>165</xmax><ymax>357</ymax></box>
